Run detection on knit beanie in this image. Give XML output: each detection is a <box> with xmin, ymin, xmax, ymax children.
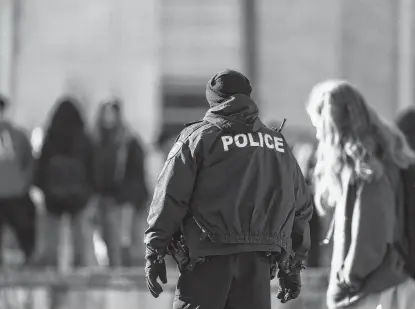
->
<box><xmin>206</xmin><ymin>69</ymin><xmax>252</xmax><ymax>107</ymax></box>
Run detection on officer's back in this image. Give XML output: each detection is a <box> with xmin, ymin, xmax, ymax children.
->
<box><xmin>181</xmin><ymin>93</ymin><xmax>304</xmax><ymax>259</ymax></box>
<box><xmin>144</xmin><ymin>69</ymin><xmax>314</xmax><ymax>309</ymax></box>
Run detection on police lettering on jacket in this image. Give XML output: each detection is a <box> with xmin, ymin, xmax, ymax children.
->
<box><xmin>221</xmin><ymin>132</ymin><xmax>284</xmax><ymax>153</ymax></box>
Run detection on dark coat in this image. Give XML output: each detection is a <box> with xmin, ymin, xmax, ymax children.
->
<box><xmin>91</xmin><ymin>125</ymin><xmax>148</xmax><ymax>210</ymax></box>
<box><xmin>145</xmin><ymin>94</ymin><xmax>314</xmax><ymax>259</ymax></box>
<box><xmin>35</xmin><ymin>97</ymin><xmax>94</xmax><ymax>215</ymax></box>
<box><xmin>327</xmin><ymin>164</ymin><xmax>408</xmax><ymax>308</ymax></box>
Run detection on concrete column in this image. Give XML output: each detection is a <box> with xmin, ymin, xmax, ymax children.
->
<box><xmin>0</xmin><ymin>0</ymin><xmax>14</xmax><ymax>97</ymax></box>
<box><xmin>340</xmin><ymin>0</ymin><xmax>399</xmax><ymax>119</ymax></box>
<box><xmin>256</xmin><ymin>0</ymin><xmax>341</xmax><ymax>135</ymax></box>
<box><xmin>241</xmin><ymin>0</ymin><xmax>257</xmax><ymax>86</ymax></box>
<box><xmin>397</xmin><ymin>0</ymin><xmax>414</xmax><ymax>111</ymax></box>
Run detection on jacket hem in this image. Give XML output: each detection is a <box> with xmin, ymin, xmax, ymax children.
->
<box><xmin>188</xmin><ymin>243</ymin><xmax>282</xmax><ymax>259</ymax></box>
<box><xmin>207</xmin><ymin>234</ymin><xmax>291</xmax><ymax>251</ymax></box>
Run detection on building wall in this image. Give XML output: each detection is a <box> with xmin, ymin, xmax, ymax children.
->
<box><xmin>0</xmin><ymin>0</ymin><xmax>14</xmax><ymax>96</ymax></box>
<box><xmin>3</xmin><ymin>0</ymin><xmax>412</xmax><ymax>140</ymax></box>
<box><xmin>160</xmin><ymin>0</ymin><xmax>244</xmax><ymax>134</ymax></box>
<box><xmin>340</xmin><ymin>0</ymin><xmax>399</xmax><ymax>118</ymax></box>
<box><xmin>257</xmin><ymin>0</ymin><xmax>414</xmax><ymax>137</ymax></box>
<box><xmin>161</xmin><ymin>0</ymin><xmax>244</xmax><ymax>81</ymax></box>
<box><xmin>10</xmin><ymin>0</ymin><xmax>161</xmax><ymax>144</ymax></box>
<box><xmin>257</xmin><ymin>0</ymin><xmax>342</xmax><ymax>133</ymax></box>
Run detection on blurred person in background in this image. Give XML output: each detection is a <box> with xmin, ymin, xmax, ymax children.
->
<box><xmin>396</xmin><ymin>108</ymin><xmax>415</xmax><ymax>151</ymax></box>
<box><xmin>156</xmin><ymin>129</ymin><xmax>179</xmax><ymax>159</ymax></box>
<box><xmin>0</xmin><ymin>94</ymin><xmax>35</xmax><ymax>266</ymax></box>
<box><xmin>292</xmin><ymin>141</ymin><xmax>334</xmax><ymax>268</ymax></box>
<box><xmin>292</xmin><ymin>142</ymin><xmax>325</xmax><ymax>267</ymax></box>
<box><xmin>34</xmin><ymin>96</ymin><xmax>96</xmax><ymax>267</ymax></box>
<box><xmin>307</xmin><ymin>80</ymin><xmax>415</xmax><ymax>309</ymax></box>
<box><xmin>144</xmin><ymin>69</ymin><xmax>314</xmax><ymax>308</ymax></box>
<box><xmin>92</xmin><ymin>98</ymin><xmax>148</xmax><ymax>267</ymax></box>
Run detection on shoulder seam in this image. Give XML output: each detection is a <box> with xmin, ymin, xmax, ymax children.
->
<box><xmin>178</xmin><ymin>121</ymin><xmax>208</xmax><ymax>143</ymax></box>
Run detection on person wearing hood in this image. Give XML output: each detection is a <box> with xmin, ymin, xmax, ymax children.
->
<box><xmin>144</xmin><ymin>69</ymin><xmax>314</xmax><ymax>309</ymax></box>
<box><xmin>34</xmin><ymin>96</ymin><xmax>96</xmax><ymax>267</ymax></box>
<box><xmin>0</xmin><ymin>94</ymin><xmax>35</xmax><ymax>266</ymax></box>
<box><xmin>92</xmin><ymin>99</ymin><xmax>148</xmax><ymax>267</ymax></box>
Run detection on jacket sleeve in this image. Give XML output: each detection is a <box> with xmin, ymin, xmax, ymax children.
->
<box><xmin>338</xmin><ymin>174</ymin><xmax>395</xmax><ymax>292</ymax></box>
<box><xmin>144</xmin><ymin>138</ymin><xmax>199</xmax><ymax>257</ymax></box>
<box><xmin>291</xmin><ymin>158</ymin><xmax>314</xmax><ymax>261</ymax></box>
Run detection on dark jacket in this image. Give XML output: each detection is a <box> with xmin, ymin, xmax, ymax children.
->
<box><xmin>327</xmin><ymin>164</ymin><xmax>409</xmax><ymax>308</ymax></box>
<box><xmin>35</xmin><ymin>98</ymin><xmax>93</xmax><ymax>215</ymax></box>
<box><xmin>396</xmin><ymin>108</ymin><xmax>415</xmax><ymax>151</ymax></box>
<box><xmin>92</xmin><ymin>126</ymin><xmax>148</xmax><ymax>209</ymax></box>
<box><xmin>145</xmin><ymin>94</ymin><xmax>314</xmax><ymax>259</ymax></box>
<box><xmin>0</xmin><ymin>121</ymin><xmax>34</xmax><ymax>198</ymax></box>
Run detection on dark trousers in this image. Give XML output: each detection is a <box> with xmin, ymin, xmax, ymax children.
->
<box><xmin>173</xmin><ymin>252</ymin><xmax>272</xmax><ymax>309</ymax></box>
<box><xmin>0</xmin><ymin>194</ymin><xmax>36</xmax><ymax>264</ymax></box>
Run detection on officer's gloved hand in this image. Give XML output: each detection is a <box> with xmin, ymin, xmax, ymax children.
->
<box><xmin>145</xmin><ymin>248</ymin><xmax>168</xmax><ymax>298</ymax></box>
<box><xmin>276</xmin><ymin>257</ymin><xmax>305</xmax><ymax>303</ymax></box>
<box><xmin>145</xmin><ymin>258</ymin><xmax>167</xmax><ymax>298</ymax></box>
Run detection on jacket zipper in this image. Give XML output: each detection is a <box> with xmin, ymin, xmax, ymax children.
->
<box><xmin>192</xmin><ymin>216</ymin><xmax>210</xmax><ymax>241</ymax></box>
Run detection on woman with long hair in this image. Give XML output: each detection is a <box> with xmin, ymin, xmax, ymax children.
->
<box><xmin>34</xmin><ymin>96</ymin><xmax>96</xmax><ymax>267</ymax></box>
<box><xmin>306</xmin><ymin>80</ymin><xmax>415</xmax><ymax>308</ymax></box>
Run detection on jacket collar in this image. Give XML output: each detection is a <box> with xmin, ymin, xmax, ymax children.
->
<box><xmin>203</xmin><ymin>94</ymin><xmax>265</xmax><ymax>132</ymax></box>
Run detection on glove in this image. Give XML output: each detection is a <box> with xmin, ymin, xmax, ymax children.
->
<box><xmin>277</xmin><ymin>269</ymin><xmax>301</xmax><ymax>303</ymax></box>
<box><xmin>145</xmin><ymin>257</ymin><xmax>168</xmax><ymax>298</ymax></box>
<box><xmin>276</xmin><ymin>259</ymin><xmax>304</xmax><ymax>303</ymax></box>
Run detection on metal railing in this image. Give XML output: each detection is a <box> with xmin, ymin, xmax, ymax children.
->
<box><xmin>0</xmin><ymin>267</ymin><xmax>329</xmax><ymax>309</ymax></box>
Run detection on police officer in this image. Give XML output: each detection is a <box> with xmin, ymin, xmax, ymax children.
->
<box><xmin>144</xmin><ymin>69</ymin><xmax>314</xmax><ymax>309</ymax></box>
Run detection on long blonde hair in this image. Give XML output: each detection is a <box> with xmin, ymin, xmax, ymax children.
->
<box><xmin>306</xmin><ymin>80</ymin><xmax>415</xmax><ymax>214</ymax></box>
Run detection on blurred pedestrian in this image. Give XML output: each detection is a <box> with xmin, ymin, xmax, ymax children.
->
<box><xmin>396</xmin><ymin>107</ymin><xmax>415</xmax><ymax>151</ymax></box>
<box><xmin>292</xmin><ymin>142</ymin><xmax>329</xmax><ymax>267</ymax></box>
<box><xmin>144</xmin><ymin>69</ymin><xmax>314</xmax><ymax>308</ymax></box>
<box><xmin>156</xmin><ymin>128</ymin><xmax>180</xmax><ymax>160</ymax></box>
<box><xmin>92</xmin><ymin>98</ymin><xmax>148</xmax><ymax>267</ymax></box>
<box><xmin>0</xmin><ymin>94</ymin><xmax>36</xmax><ymax>266</ymax></box>
<box><xmin>34</xmin><ymin>96</ymin><xmax>96</xmax><ymax>267</ymax></box>
<box><xmin>306</xmin><ymin>80</ymin><xmax>415</xmax><ymax>309</ymax></box>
